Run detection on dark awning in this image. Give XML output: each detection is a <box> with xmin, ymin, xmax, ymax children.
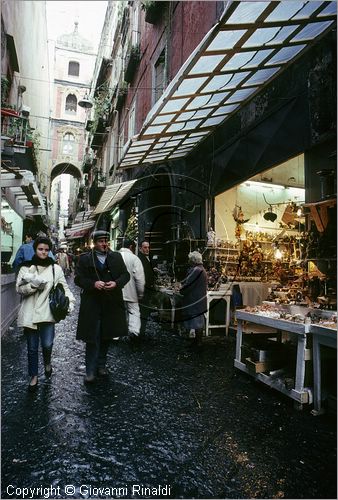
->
<box><xmin>6</xmin><ymin>35</ymin><xmax>19</xmax><ymax>72</ymax></box>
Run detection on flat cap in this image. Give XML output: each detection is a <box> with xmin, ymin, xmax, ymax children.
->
<box><xmin>91</xmin><ymin>230</ymin><xmax>110</xmax><ymax>241</ymax></box>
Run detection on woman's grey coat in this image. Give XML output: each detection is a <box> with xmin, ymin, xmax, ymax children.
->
<box><xmin>180</xmin><ymin>264</ymin><xmax>208</xmax><ymax>329</ymax></box>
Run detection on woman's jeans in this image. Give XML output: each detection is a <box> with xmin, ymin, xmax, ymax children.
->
<box><xmin>25</xmin><ymin>323</ymin><xmax>55</xmax><ymax>377</ymax></box>
<box><xmin>85</xmin><ymin>320</ymin><xmax>110</xmax><ymax>377</ymax></box>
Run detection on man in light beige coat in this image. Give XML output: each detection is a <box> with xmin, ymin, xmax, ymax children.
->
<box><xmin>119</xmin><ymin>238</ymin><xmax>145</xmax><ymax>340</ymax></box>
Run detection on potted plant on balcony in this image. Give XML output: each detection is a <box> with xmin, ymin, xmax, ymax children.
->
<box><xmin>141</xmin><ymin>1</ymin><xmax>164</xmax><ymax>24</ymax></box>
<box><xmin>116</xmin><ymin>81</ymin><xmax>129</xmax><ymax>111</ymax></box>
<box><xmin>31</xmin><ymin>131</ymin><xmax>41</xmax><ymax>168</ymax></box>
<box><xmin>26</xmin><ymin>129</ymin><xmax>34</xmax><ymax>148</ymax></box>
<box><xmin>1</xmin><ymin>75</ymin><xmax>18</xmax><ymax>118</ymax></box>
<box><xmin>91</xmin><ymin>82</ymin><xmax>114</xmax><ymax>135</ymax></box>
<box><xmin>124</xmin><ymin>44</ymin><xmax>141</xmax><ymax>83</ymax></box>
<box><xmin>1</xmin><ymin>76</ymin><xmax>10</xmax><ymax>107</ymax></box>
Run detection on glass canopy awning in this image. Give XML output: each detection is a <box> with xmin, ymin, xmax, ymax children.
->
<box><xmin>119</xmin><ymin>1</ymin><xmax>336</xmax><ymax>169</ymax></box>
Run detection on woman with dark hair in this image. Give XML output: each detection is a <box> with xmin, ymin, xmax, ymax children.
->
<box><xmin>16</xmin><ymin>236</ymin><xmax>75</xmax><ymax>391</ymax></box>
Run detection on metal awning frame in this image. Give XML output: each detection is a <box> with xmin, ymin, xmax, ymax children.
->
<box><xmin>119</xmin><ymin>1</ymin><xmax>336</xmax><ymax>169</ymax></box>
<box><xmin>73</xmin><ymin>210</ymin><xmax>94</xmax><ymax>223</ymax></box>
<box><xmin>65</xmin><ymin>221</ymin><xmax>95</xmax><ymax>233</ymax></box>
<box><xmin>91</xmin><ymin>179</ymin><xmax>137</xmax><ymax>216</ymax></box>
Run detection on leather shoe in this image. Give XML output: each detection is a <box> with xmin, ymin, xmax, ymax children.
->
<box><xmin>28</xmin><ymin>377</ymin><xmax>38</xmax><ymax>392</ymax></box>
<box><xmin>84</xmin><ymin>375</ymin><xmax>96</xmax><ymax>385</ymax></box>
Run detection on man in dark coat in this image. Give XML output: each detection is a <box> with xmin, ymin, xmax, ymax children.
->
<box><xmin>138</xmin><ymin>240</ymin><xmax>156</xmax><ymax>337</ymax></box>
<box><xmin>75</xmin><ymin>230</ymin><xmax>130</xmax><ymax>383</ymax></box>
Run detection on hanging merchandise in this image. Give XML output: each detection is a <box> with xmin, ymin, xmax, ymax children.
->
<box><xmin>232</xmin><ymin>205</ymin><xmax>249</xmax><ymax>239</ymax></box>
<box><xmin>1</xmin><ymin>216</ymin><xmax>13</xmax><ymax>235</ymax></box>
<box><xmin>125</xmin><ymin>206</ymin><xmax>138</xmax><ymax>242</ymax></box>
<box><xmin>281</xmin><ymin>204</ymin><xmax>297</xmax><ymax>227</ymax></box>
<box><xmin>263</xmin><ymin>206</ymin><xmax>277</xmax><ymax>222</ymax></box>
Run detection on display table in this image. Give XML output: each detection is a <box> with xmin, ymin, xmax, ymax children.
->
<box><xmin>234</xmin><ymin>310</ymin><xmax>312</xmax><ymax>407</ymax></box>
<box><xmin>158</xmin><ymin>287</ymin><xmax>232</xmax><ymax>335</ymax></box>
<box><xmin>310</xmin><ymin>324</ymin><xmax>337</xmax><ymax>416</ymax></box>
<box><xmin>206</xmin><ymin>290</ymin><xmax>232</xmax><ymax>336</ymax></box>
<box><xmin>231</xmin><ymin>282</ymin><xmax>270</xmax><ymax>306</ymax></box>
<box><xmin>158</xmin><ymin>287</ymin><xmax>178</xmax><ymax>328</ymax></box>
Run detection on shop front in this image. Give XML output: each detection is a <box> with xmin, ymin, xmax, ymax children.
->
<box><xmin>90</xmin><ymin>179</ymin><xmax>138</xmax><ymax>249</ymax></box>
<box><xmin>63</xmin><ymin>210</ymin><xmax>96</xmax><ymax>252</ymax></box>
<box><xmin>116</xmin><ymin>3</ymin><xmax>336</xmax><ymax>409</ymax></box>
<box><xmin>116</xmin><ymin>0</ymin><xmax>336</xmax><ymax>295</ymax></box>
<box><xmin>1</xmin><ymin>166</ymin><xmax>47</xmax><ymax>333</ymax></box>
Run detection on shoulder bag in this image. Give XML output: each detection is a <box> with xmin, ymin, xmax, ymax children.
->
<box><xmin>49</xmin><ymin>265</ymin><xmax>69</xmax><ymax>322</ymax></box>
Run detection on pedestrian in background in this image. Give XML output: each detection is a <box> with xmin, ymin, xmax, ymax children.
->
<box><xmin>16</xmin><ymin>236</ymin><xmax>75</xmax><ymax>392</ymax></box>
<box><xmin>57</xmin><ymin>249</ymin><xmax>70</xmax><ymax>277</ymax></box>
<box><xmin>180</xmin><ymin>251</ymin><xmax>208</xmax><ymax>347</ymax></box>
<box><xmin>67</xmin><ymin>251</ymin><xmax>75</xmax><ymax>274</ymax></box>
<box><xmin>138</xmin><ymin>240</ymin><xmax>157</xmax><ymax>337</ymax></box>
<box><xmin>74</xmin><ymin>230</ymin><xmax>130</xmax><ymax>384</ymax></box>
<box><xmin>12</xmin><ymin>232</ymin><xmax>55</xmax><ymax>272</ymax></box>
<box><xmin>12</xmin><ymin>232</ymin><xmax>35</xmax><ymax>271</ymax></box>
<box><xmin>119</xmin><ymin>238</ymin><xmax>145</xmax><ymax>342</ymax></box>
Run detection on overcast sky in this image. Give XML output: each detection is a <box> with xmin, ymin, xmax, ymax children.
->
<box><xmin>46</xmin><ymin>0</ymin><xmax>108</xmax><ymax>51</ymax></box>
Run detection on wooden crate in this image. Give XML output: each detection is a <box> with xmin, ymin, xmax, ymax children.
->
<box><xmin>245</xmin><ymin>357</ymin><xmax>275</xmax><ymax>374</ymax></box>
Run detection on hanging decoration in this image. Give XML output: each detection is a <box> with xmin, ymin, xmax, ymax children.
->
<box><xmin>125</xmin><ymin>206</ymin><xmax>138</xmax><ymax>242</ymax></box>
<box><xmin>232</xmin><ymin>205</ymin><xmax>249</xmax><ymax>239</ymax></box>
<box><xmin>1</xmin><ymin>216</ymin><xmax>13</xmax><ymax>235</ymax></box>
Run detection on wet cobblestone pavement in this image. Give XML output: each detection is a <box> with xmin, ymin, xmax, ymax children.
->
<box><xmin>1</xmin><ymin>279</ymin><xmax>336</xmax><ymax>499</ymax></box>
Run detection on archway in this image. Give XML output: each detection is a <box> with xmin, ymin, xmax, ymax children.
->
<box><xmin>50</xmin><ymin>162</ymin><xmax>82</xmax><ymax>184</ymax></box>
<box><xmin>49</xmin><ymin>162</ymin><xmax>83</xmax><ymax>244</ymax></box>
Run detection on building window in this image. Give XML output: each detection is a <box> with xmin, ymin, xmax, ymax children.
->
<box><xmin>68</xmin><ymin>61</ymin><xmax>80</xmax><ymax>76</ymax></box>
<box><xmin>153</xmin><ymin>50</ymin><xmax>166</xmax><ymax>105</ymax></box>
<box><xmin>128</xmin><ymin>101</ymin><xmax>136</xmax><ymax>140</ymax></box>
<box><xmin>118</xmin><ymin>133</ymin><xmax>124</xmax><ymax>163</ymax></box>
<box><xmin>62</xmin><ymin>133</ymin><xmax>75</xmax><ymax>155</ymax></box>
<box><xmin>131</xmin><ymin>4</ymin><xmax>140</xmax><ymax>46</ymax></box>
<box><xmin>65</xmin><ymin>94</ymin><xmax>77</xmax><ymax>113</ymax></box>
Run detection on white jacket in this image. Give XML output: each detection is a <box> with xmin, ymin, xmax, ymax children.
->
<box><xmin>119</xmin><ymin>248</ymin><xmax>145</xmax><ymax>302</ymax></box>
<box><xmin>16</xmin><ymin>263</ymin><xmax>75</xmax><ymax>329</ymax></box>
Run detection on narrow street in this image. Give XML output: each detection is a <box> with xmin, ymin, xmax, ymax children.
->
<box><xmin>1</xmin><ymin>279</ymin><xmax>336</xmax><ymax>500</ymax></box>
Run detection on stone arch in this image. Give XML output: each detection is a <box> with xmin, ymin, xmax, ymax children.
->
<box><xmin>48</xmin><ymin>162</ymin><xmax>83</xmax><ymax>228</ymax></box>
<box><xmin>50</xmin><ymin>162</ymin><xmax>82</xmax><ymax>184</ymax></box>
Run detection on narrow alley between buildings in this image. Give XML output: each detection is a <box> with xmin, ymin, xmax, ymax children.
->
<box><xmin>1</xmin><ymin>279</ymin><xmax>336</xmax><ymax>500</ymax></box>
